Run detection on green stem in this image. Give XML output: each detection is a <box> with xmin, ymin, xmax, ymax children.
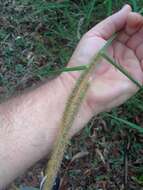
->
<box><xmin>37</xmin><ymin>65</ymin><xmax>88</xmax><ymax>77</ymax></box>
<box><xmin>106</xmin><ymin>0</ymin><xmax>113</xmax><ymax>16</ymax></box>
<box><xmin>105</xmin><ymin>113</ymin><xmax>143</xmax><ymax>133</ymax></box>
<box><xmin>101</xmin><ymin>52</ymin><xmax>142</xmax><ymax>89</ymax></box>
<box><xmin>139</xmin><ymin>8</ymin><xmax>143</xmax><ymax>14</ymax></box>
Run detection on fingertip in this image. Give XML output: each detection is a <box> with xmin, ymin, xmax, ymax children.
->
<box><xmin>122</xmin><ymin>4</ymin><xmax>132</xmax><ymax>12</ymax></box>
<box><xmin>116</xmin><ymin>4</ymin><xmax>132</xmax><ymax>19</ymax></box>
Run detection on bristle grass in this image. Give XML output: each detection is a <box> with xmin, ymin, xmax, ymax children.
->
<box><xmin>43</xmin><ymin>35</ymin><xmax>116</xmax><ymax>190</ymax></box>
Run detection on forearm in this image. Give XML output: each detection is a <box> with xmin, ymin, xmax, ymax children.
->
<box><xmin>0</xmin><ymin>74</ymin><xmax>70</xmax><ymax>187</ymax></box>
<box><xmin>0</xmin><ymin>73</ymin><xmax>96</xmax><ymax>188</ymax></box>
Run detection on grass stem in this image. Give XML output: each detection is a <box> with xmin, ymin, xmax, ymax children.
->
<box><xmin>101</xmin><ymin>52</ymin><xmax>142</xmax><ymax>89</ymax></box>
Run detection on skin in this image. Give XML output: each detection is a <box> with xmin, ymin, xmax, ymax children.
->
<box><xmin>0</xmin><ymin>5</ymin><xmax>143</xmax><ymax>188</ymax></box>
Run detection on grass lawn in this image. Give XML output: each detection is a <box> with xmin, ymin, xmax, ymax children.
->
<box><xmin>1</xmin><ymin>0</ymin><xmax>143</xmax><ymax>189</ymax></box>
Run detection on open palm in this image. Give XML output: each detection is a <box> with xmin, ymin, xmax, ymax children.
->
<box><xmin>68</xmin><ymin>5</ymin><xmax>143</xmax><ymax>117</ymax></box>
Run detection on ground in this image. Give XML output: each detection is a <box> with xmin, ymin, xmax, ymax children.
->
<box><xmin>0</xmin><ymin>0</ymin><xmax>143</xmax><ymax>189</ymax></box>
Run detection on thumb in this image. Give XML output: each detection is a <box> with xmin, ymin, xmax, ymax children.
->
<box><xmin>86</xmin><ymin>5</ymin><xmax>132</xmax><ymax>40</ymax></box>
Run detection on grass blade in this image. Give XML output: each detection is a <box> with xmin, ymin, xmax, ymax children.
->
<box><xmin>129</xmin><ymin>0</ymin><xmax>138</xmax><ymax>12</ymax></box>
<box><xmin>37</xmin><ymin>65</ymin><xmax>88</xmax><ymax>77</ymax></box>
<box><xmin>106</xmin><ymin>113</ymin><xmax>143</xmax><ymax>133</ymax></box>
<box><xmin>105</xmin><ymin>0</ymin><xmax>113</xmax><ymax>16</ymax></box>
<box><xmin>37</xmin><ymin>33</ymin><xmax>117</xmax><ymax>78</ymax></box>
<box><xmin>139</xmin><ymin>8</ymin><xmax>143</xmax><ymax>15</ymax></box>
<box><xmin>101</xmin><ymin>52</ymin><xmax>142</xmax><ymax>88</ymax></box>
<box><xmin>85</xmin><ymin>0</ymin><xmax>97</xmax><ymax>27</ymax></box>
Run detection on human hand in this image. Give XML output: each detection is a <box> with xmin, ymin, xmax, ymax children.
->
<box><xmin>67</xmin><ymin>5</ymin><xmax>143</xmax><ymax>111</ymax></box>
<box><xmin>59</xmin><ymin>5</ymin><xmax>143</xmax><ymax>135</ymax></box>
